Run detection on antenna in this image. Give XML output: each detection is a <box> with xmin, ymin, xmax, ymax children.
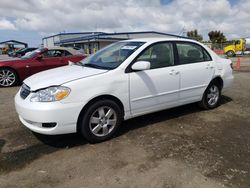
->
<box><xmin>179</xmin><ymin>27</ymin><xmax>186</xmax><ymax>36</ymax></box>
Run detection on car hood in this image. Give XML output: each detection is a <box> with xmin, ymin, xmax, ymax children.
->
<box><xmin>24</xmin><ymin>65</ymin><xmax>108</xmax><ymax>91</ymax></box>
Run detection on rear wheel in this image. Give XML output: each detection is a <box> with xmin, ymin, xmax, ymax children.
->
<box><xmin>199</xmin><ymin>81</ymin><xmax>221</xmax><ymax>109</ymax></box>
<box><xmin>0</xmin><ymin>68</ymin><xmax>18</xmax><ymax>87</ymax></box>
<box><xmin>79</xmin><ymin>99</ymin><xmax>122</xmax><ymax>143</ymax></box>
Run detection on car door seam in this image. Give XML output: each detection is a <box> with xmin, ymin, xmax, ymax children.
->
<box><xmin>131</xmin><ymin>89</ymin><xmax>179</xmax><ymax>102</ymax></box>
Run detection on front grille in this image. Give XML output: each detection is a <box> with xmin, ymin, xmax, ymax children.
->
<box><xmin>20</xmin><ymin>84</ymin><xmax>31</xmax><ymax>99</ymax></box>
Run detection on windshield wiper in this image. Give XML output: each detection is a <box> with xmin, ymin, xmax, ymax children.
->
<box><xmin>82</xmin><ymin>64</ymin><xmax>112</xmax><ymax>70</ymax></box>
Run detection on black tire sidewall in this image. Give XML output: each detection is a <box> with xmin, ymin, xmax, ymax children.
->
<box><xmin>0</xmin><ymin>68</ymin><xmax>18</xmax><ymax>87</ymax></box>
<box><xmin>80</xmin><ymin>99</ymin><xmax>122</xmax><ymax>143</ymax></box>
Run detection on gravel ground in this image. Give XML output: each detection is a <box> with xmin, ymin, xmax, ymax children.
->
<box><xmin>0</xmin><ymin>57</ymin><xmax>249</xmax><ymax>188</ymax></box>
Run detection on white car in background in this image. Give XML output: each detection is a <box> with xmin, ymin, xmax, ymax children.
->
<box><xmin>15</xmin><ymin>38</ymin><xmax>234</xmax><ymax>143</ymax></box>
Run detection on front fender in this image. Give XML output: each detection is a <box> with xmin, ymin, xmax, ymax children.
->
<box><xmin>224</xmin><ymin>45</ymin><xmax>235</xmax><ymax>53</ymax></box>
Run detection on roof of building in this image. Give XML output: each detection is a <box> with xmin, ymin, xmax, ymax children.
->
<box><xmin>0</xmin><ymin>40</ymin><xmax>28</xmax><ymax>47</ymax></box>
<box><xmin>42</xmin><ymin>32</ymin><xmax>104</xmax><ymax>40</ymax></box>
<box><xmin>46</xmin><ymin>31</ymin><xmax>188</xmax><ymax>45</ymax></box>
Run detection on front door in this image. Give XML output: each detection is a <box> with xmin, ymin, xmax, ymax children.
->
<box><xmin>41</xmin><ymin>49</ymin><xmax>66</xmax><ymax>70</ymax></box>
<box><xmin>129</xmin><ymin>42</ymin><xmax>180</xmax><ymax>116</ymax></box>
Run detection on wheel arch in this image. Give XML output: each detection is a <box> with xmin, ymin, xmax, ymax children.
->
<box><xmin>76</xmin><ymin>94</ymin><xmax>125</xmax><ymax>133</ymax></box>
<box><xmin>211</xmin><ymin>76</ymin><xmax>223</xmax><ymax>90</ymax></box>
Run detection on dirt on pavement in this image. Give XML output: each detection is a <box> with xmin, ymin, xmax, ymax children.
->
<box><xmin>0</xmin><ymin>64</ymin><xmax>249</xmax><ymax>187</ymax></box>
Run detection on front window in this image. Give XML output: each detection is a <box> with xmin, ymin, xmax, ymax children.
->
<box><xmin>42</xmin><ymin>50</ymin><xmax>65</xmax><ymax>58</ymax></box>
<box><xmin>17</xmin><ymin>48</ymin><xmax>28</xmax><ymax>53</ymax></box>
<box><xmin>135</xmin><ymin>42</ymin><xmax>174</xmax><ymax>69</ymax></box>
<box><xmin>81</xmin><ymin>41</ymin><xmax>145</xmax><ymax>70</ymax></box>
<box><xmin>235</xmin><ymin>40</ymin><xmax>240</xmax><ymax>45</ymax></box>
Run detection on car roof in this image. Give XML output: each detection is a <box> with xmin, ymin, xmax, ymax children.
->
<box><xmin>47</xmin><ymin>47</ymin><xmax>81</xmax><ymax>55</ymax></box>
<box><xmin>123</xmin><ymin>37</ymin><xmax>196</xmax><ymax>43</ymax></box>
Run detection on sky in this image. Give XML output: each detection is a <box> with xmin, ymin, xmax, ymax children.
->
<box><xmin>0</xmin><ymin>0</ymin><xmax>249</xmax><ymax>46</ymax></box>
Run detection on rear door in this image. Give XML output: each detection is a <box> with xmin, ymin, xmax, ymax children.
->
<box><xmin>129</xmin><ymin>42</ymin><xmax>180</xmax><ymax>116</ymax></box>
<box><xmin>175</xmin><ymin>42</ymin><xmax>215</xmax><ymax>104</ymax></box>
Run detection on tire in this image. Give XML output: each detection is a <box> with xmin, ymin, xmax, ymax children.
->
<box><xmin>0</xmin><ymin>68</ymin><xmax>18</xmax><ymax>87</ymax></box>
<box><xmin>199</xmin><ymin>81</ymin><xmax>221</xmax><ymax>110</ymax></box>
<box><xmin>226</xmin><ymin>50</ymin><xmax>235</xmax><ymax>57</ymax></box>
<box><xmin>79</xmin><ymin>99</ymin><xmax>123</xmax><ymax>143</ymax></box>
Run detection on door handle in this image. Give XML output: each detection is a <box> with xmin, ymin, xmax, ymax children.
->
<box><xmin>209</xmin><ymin>65</ymin><xmax>214</xmax><ymax>69</ymax></box>
<box><xmin>206</xmin><ymin>64</ymin><xmax>214</xmax><ymax>69</ymax></box>
<box><xmin>169</xmin><ymin>70</ymin><xmax>179</xmax><ymax>75</ymax></box>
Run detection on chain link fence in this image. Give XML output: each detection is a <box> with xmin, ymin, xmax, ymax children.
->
<box><xmin>202</xmin><ymin>42</ymin><xmax>233</xmax><ymax>50</ymax></box>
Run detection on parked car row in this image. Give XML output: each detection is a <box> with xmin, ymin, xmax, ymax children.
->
<box><xmin>14</xmin><ymin>38</ymin><xmax>234</xmax><ymax>143</ymax></box>
<box><xmin>0</xmin><ymin>47</ymin><xmax>86</xmax><ymax>87</ymax></box>
<box><xmin>8</xmin><ymin>47</ymin><xmax>38</xmax><ymax>57</ymax></box>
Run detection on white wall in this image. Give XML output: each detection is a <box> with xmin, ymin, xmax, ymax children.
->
<box><xmin>43</xmin><ymin>37</ymin><xmax>55</xmax><ymax>48</ymax></box>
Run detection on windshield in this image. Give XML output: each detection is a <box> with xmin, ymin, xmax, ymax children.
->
<box><xmin>21</xmin><ymin>48</ymin><xmax>45</xmax><ymax>59</ymax></box>
<box><xmin>81</xmin><ymin>41</ymin><xmax>145</xmax><ymax>70</ymax></box>
<box><xmin>16</xmin><ymin>48</ymin><xmax>27</xmax><ymax>53</ymax></box>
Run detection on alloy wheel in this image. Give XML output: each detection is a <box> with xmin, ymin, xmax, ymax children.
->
<box><xmin>207</xmin><ymin>85</ymin><xmax>219</xmax><ymax>106</ymax></box>
<box><xmin>89</xmin><ymin>106</ymin><xmax>117</xmax><ymax>137</ymax></box>
<box><xmin>0</xmin><ymin>69</ymin><xmax>16</xmax><ymax>87</ymax></box>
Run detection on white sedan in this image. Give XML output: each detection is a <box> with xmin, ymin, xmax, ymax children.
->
<box><xmin>15</xmin><ymin>38</ymin><xmax>234</xmax><ymax>143</ymax></box>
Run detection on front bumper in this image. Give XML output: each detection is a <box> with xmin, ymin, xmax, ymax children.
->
<box><xmin>15</xmin><ymin>90</ymin><xmax>84</xmax><ymax>135</ymax></box>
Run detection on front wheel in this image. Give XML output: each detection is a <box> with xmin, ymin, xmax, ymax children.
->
<box><xmin>0</xmin><ymin>68</ymin><xmax>18</xmax><ymax>87</ymax></box>
<box><xmin>199</xmin><ymin>82</ymin><xmax>221</xmax><ymax>109</ymax></box>
<box><xmin>226</xmin><ymin>50</ymin><xmax>235</xmax><ymax>57</ymax></box>
<box><xmin>79</xmin><ymin>99</ymin><xmax>123</xmax><ymax>143</ymax></box>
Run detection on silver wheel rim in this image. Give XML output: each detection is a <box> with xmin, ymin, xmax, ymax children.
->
<box><xmin>207</xmin><ymin>85</ymin><xmax>219</xmax><ymax>106</ymax></box>
<box><xmin>0</xmin><ymin>69</ymin><xmax>16</xmax><ymax>87</ymax></box>
<box><xmin>89</xmin><ymin>106</ymin><xmax>117</xmax><ymax>137</ymax></box>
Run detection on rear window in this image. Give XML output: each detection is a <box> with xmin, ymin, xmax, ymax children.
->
<box><xmin>176</xmin><ymin>42</ymin><xmax>212</xmax><ymax>64</ymax></box>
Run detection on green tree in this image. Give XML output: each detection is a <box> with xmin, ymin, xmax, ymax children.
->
<box><xmin>186</xmin><ymin>29</ymin><xmax>203</xmax><ymax>41</ymax></box>
<box><xmin>208</xmin><ymin>30</ymin><xmax>226</xmax><ymax>43</ymax></box>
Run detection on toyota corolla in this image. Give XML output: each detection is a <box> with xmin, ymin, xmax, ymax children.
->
<box><xmin>15</xmin><ymin>38</ymin><xmax>234</xmax><ymax>143</ymax></box>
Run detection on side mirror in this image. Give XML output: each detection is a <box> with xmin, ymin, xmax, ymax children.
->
<box><xmin>131</xmin><ymin>61</ymin><xmax>151</xmax><ymax>71</ymax></box>
<box><xmin>68</xmin><ymin>60</ymin><xmax>74</xmax><ymax>66</ymax></box>
<box><xmin>36</xmin><ymin>54</ymin><xmax>43</xmax><ymax>60</ymax></box>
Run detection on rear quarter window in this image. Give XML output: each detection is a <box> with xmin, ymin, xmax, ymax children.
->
<box><xmin>64</xmin><ymin>50</ymin><xmax>72</xmax><ymax>56</ymax></box>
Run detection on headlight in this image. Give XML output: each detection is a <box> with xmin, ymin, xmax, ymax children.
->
<box><xmin>30</xmin><ymin>86</ymin><xmax>71</xmax><ymax>102</ymax></box>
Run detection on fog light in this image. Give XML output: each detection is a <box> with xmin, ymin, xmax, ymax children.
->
<box><xmin>42</xmin><ymin>123</ymin><xmax>57</xmax><ymax>128</ymax></box>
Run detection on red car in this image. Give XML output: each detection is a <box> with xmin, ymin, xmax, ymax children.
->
<box><xmin>0</xmin><ymin>47</ymin><xmax>86</xmax><ymax>87</ymax></box>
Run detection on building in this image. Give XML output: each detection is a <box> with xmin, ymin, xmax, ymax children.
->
<box><xmin>42</xmin><ymin>31</ymin><xmax>185</xmax><ymax>54</ymax></box>
<box><xmin>0</xmin><ymin>40</ymin><xmax>28</xmax><ymax>54</ymax></box>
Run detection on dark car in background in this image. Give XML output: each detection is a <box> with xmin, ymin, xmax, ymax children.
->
<box><xmin>0</xmin><ymin>47</ymin><xmax>86</xmax><ymax>87</ymax></box>
<box><xmin>8</xmin><ymin>47</ymin><xmax>37</xmax><ymax>57</ymax></box>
